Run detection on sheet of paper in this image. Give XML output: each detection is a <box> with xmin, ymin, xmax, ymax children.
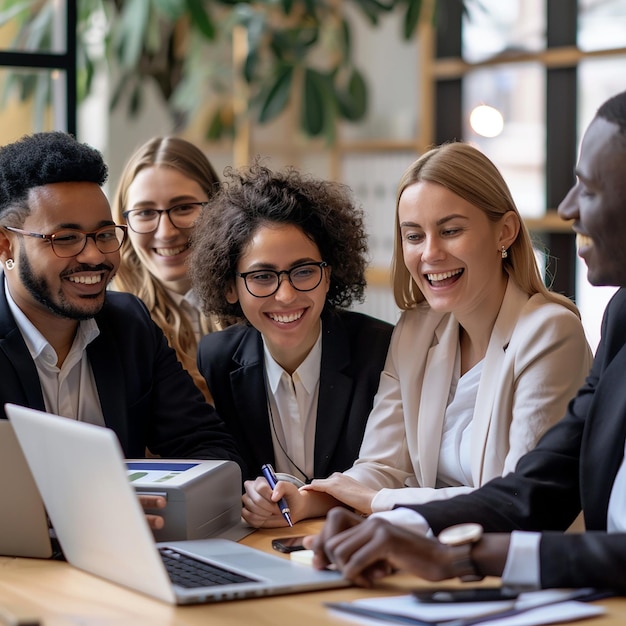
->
<box><xmin>327</xmin><ymin>589</ymin><xmax>606</xmax><ymax>626</ymax></box>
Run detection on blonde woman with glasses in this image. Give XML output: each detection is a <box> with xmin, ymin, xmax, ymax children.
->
<box><xmin>112</xmin><ymin>136</ymin><xmax>225</xmax><ymax>401</ymax></box>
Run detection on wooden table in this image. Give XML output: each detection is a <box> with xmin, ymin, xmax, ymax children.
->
<box><xmin>0</xmin><ymin>519</ymin><xmax>624</xmax><ymax>625</ymax></box>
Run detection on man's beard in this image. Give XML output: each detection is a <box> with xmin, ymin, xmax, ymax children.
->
<box><xmin>18</xmin><ymin>248</ymin><xmax>109</xmax><ymax>321</ymax></box>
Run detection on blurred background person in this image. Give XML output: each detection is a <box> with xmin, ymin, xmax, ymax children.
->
<box><xmin>112</xmin><ymin>136</ymin><xmax>225</xmax><ymax>401</ymax></box>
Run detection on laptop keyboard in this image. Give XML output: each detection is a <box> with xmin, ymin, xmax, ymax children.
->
<box><xmin>159</xmin><ymin>547</ymin><xmax>257</xmax><ymax>588</ymax></box>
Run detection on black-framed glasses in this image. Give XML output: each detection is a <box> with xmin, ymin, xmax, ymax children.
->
<box><xmin>3</xmin><ymin>225</ymin><xmax>127</xmax><ymax>258</ymax></box>
<box><xmin>122</xmin><ymin>202</ymin><xmax>207</xmax><ymax>234</ymax></box>
<box><xmin>236</xmin><ymin>262</ymin><xmax>328</xmax><ymax>298</ymax></box>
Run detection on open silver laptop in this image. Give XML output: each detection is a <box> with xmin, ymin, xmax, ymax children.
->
<box><xmin>6</xmin><ymin>403</ymin><xmax>349</xmax><ymax>604</ymax></box>
<box><xmin>0</xmin><ymin>420</ymin><xmax>52</xmax><ymax>558</ymax></box>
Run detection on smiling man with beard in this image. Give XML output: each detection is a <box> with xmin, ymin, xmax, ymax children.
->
<box><xmin>0</xmin><ymin>132</ymin><xmax>243</xmax><ymax>477</ymax></box>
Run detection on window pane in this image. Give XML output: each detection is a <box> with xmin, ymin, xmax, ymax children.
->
<box><xmin>578</xmin><ymin>0</ymin><xmax>626</xmax><ymax>52</ymax></box>
<box><xmin>578</xmin><ymin>56</ymin><xmax>626</xmax><ymax>134</ymax></box>
<box><xmin>342</xmin><ymin>151</ymin><xmax>416</xmax><ymax>268</ymax></box>
<box><xmin>339</xmin><ymin>4</ymin><xmax>418</xmax><ymax>142</ymax></box>
<box><xmin>462</xmin><ymin>0</ymin><xmax>545</xmax><ymax>63</ymax></box>
<box><xmin>462</xmin><ymin>63</ymin><xmax>545</xmax><ymax>218</ymax></box>
<box><xmin>0</xmin><ymin>67</ymin><xmax>67</xmax><ymax>141</ymax></box>
<box><xmin>0</xmin><ymin>0</ymin><xmax>67</xmax><ymax>53</ymax></box>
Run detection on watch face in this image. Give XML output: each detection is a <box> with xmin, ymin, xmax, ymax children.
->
<box><xmin>438</xmin><ymin>523</ymin><xmax>483</xmax><ymax>546</ymax></box>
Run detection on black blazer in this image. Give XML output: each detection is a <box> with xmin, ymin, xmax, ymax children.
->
<box><xmin>410</xmin><ymin>287</ymin><xmax>626</xmax><ymax>591</ymax></box>
<box><xmin>0</xmin><ymin>284</ymin><xmax>243</xmax><ymax>467</ymax></box>
<box><xmin>197</xmin><ymin>308</ymin><xmax>393</xmax><ymax>482</ymax></box>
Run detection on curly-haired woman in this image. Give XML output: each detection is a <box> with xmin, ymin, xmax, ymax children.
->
<box><xmin>190</xmin><ymin>160</ymin><xmax>394</xmax><ymax>484</ymax></box>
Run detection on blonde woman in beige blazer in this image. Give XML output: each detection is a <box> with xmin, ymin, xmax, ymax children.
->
<box><xmin>241</xmin><ymin>143</ymin><xmax>592</xmax><ymax>528</ymax></box>
<box><xmin>341</xmin><ymin>278</ymin><xmax>591</xmax><ymax>512</ymax></box>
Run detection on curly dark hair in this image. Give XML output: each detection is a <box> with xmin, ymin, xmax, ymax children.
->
<box><xmin>0</xmin><ymin>131</ymin><xmax>108</xmax><ymax>222</ymax></box>
<box><xmin>190</xmin><ymin>160</ymin><xmax>369</xmax><ymax>321</ymax></box>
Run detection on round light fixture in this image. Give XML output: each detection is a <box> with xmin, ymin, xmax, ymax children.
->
<box><xmin>469</xmin><ymin>104</ymin><xmax>504</xmax><ymax>138</ymax></box>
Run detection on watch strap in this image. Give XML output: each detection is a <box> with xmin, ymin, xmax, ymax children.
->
<box><xmin>448</xmin><ymin>543</ymin><xmax>485</xmax><ymax>582</ymax></box>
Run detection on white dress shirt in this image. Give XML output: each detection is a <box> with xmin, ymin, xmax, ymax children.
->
<box><xmin>263</xmin><ymin>327</ymin><xmax>322</xmax><ymax>483</ymax></box>
<box><xmin>437</xmin><ymin>356</ymin><xmax>483</xmax><ymax>489</ymax></box>
<box><xmin>6</xmin><ymin>280</ymin><xmax>104</xmax><ymax>425</ymax></box>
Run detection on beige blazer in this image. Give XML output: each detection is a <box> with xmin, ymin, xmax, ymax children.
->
<box><xmin>346</xmin><ymin>280</ymin><xmax>593</xmax><ymax>512</ymax></box>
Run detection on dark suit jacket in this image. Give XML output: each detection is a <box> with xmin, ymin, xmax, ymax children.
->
<box><xmin>0</xmin><ymin>284</ymin><xmax>243</xmax><ymax>467</ymax></box>
<box><xmin>409</xmin><ymin>288</ymin><xmax>626</xmax><ymax>591</ymax></box>
<box><xmin>197</xmin><ymin>308</ymin><xmax>393</xmax><ymax>482</ymax></box>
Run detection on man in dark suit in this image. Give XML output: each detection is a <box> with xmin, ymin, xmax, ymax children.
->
<box><xmin>0</xmin><ymin>132</ymin><xmax>242</xmax><ymax>472</ymax></box>
<box><xmin>305</xmin><ymin>90</ymin><xmax>626</xmax><ymax>592</ymax></box>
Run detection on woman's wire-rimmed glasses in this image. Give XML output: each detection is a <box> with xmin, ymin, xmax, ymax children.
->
<box><xmin>236</xmin><ymin>261</ymin><xmax>328</xmax><ymax>298</ymax></box>
<box><xmin>122</xmin><ymin>202</ymin><xmax>207</xmax><ymax>234</ymax></box>
<box><xmin>3</xmin><ymin>225</ymin><xmax>127</xmax><ymax>258</ymax></box>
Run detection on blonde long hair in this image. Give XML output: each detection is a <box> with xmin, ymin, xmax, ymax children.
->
<box><xmin>392</xmin><ymin>142</ymin><xmax>580</xmax><ymax>317</ymax></box>
<box><xmin>112</xmin><ymin>136</ymin><xmax>222</xmax><ymax>401</ymax></box>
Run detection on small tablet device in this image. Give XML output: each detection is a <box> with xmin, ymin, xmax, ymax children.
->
<box><xmin>272</xmin><ymin>536</ymin><xmax>307</xmax><ymax>553</ymax></box>
<box><xmin>413</xmin><ymin>587</ymin><xmax>520</xmax><ymax>603</ymax></box>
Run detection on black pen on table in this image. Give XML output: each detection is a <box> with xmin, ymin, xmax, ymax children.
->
<box><xmin>261</xmin><ymin>463</ymin><xmax>293</xmax><ymax>527</ymax></box>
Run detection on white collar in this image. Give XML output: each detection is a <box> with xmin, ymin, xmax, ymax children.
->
<box><xmin>263</xmin><ymin>323</ymin><xmax>323</xmax><ymax>395</ymax></box>
<box><xmin>5</xmin><ymin>277</ymin><xmax>100</xmax><ymax>364</ymax></box>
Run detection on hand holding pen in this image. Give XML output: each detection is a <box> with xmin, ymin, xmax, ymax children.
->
<box><xmin>261</xmin><ymin>463</ymin><xmax>293</xmax><ymax>527</ymax></box>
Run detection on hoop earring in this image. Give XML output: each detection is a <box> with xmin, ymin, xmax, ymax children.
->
<box><xmin>501</xmin><ymin>246</ymin><xmax>508</xmax><ymax>259</ymax></box>
<box><xmin>4</xmin><ymin>258</ymin><xmax>15</xmax><ymax>271</ymax></box>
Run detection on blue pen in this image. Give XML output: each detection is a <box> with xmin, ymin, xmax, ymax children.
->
<box><xmin>261</xmin><ymin>463</ymin><xmax>293</xmax><ymax>527</ymax></box>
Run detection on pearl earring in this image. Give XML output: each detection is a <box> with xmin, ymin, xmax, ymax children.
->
<box><xmin>501</xmin><ymin>246</ymin><xmax>508</xmax><ymax>259</ymax></box>
<box><xmin>4</xmin><ymin>258</ymin><xmax>15</xmax><ymax>270</ymax></box>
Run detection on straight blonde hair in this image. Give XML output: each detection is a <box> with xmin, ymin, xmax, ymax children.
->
<box><xmin>391</xmin><ymin>142</ymin><xmax>579</xmax><ymax>317</ymax></box>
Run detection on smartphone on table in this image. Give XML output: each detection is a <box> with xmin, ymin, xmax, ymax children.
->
<box><xmin>271</xmin><ymin>536</ymin><xmax>307</xmax><ymax>553</ymax></box>
<box><xmin>413</xmin><ymin>587</ymin><xmax>520</xmax><ymax>603</ymax></box>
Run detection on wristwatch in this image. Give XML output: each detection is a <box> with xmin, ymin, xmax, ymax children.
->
<box><xmin>437</xmin><ymin>523</ymin><xmax>484</xmax><ymax>582</ymax></box>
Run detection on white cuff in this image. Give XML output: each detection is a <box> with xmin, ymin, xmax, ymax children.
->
<box><xmin>501</xmin><ymin>530</ymin><xmax>542</xmax><ymax>589</ymax></box>
<box><xmin>369</xmin><ymin>507</ymin><xmax>433</xmax><ymax>537</ymax></box>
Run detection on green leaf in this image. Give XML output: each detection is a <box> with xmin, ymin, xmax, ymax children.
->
<box><xmin>129</xmin><ymin>80</ymin><xmax>143</xmax><ymax>116</ymax></box>
<box><xmin>258</xmin><ymin>63</ymin><xmax>294</xmax><ymax>123</ymax></box>
<box><xmin>154</xmin><ymin>0</ymin><xmax>186</xmax><ymax>21</ymax></box>
<box><xmin>339</xmin><ymin>17</ymin><xmax>352</xmax><ymax>62</ymax></box>
<box><xmin>19</xmin><ymin>73</ymin><xmax>37</xmax><ymax>101</ymax></box>
<box><xmin>77</xmin><ymin>55</ymin><xmax>95</xmax><ymax>103</ymax></box>
<box><xmin>113</xmin><ymin>0</ymin><xmax>150</xmax><ymax>68</ymax></box>
<box><xmin>109</xmin><ymin>73</ymin><xmax>132</xmax><ymax>112</ymax></box>
<box><xmin>335</xmin><ymin>67</ymin><xmax>367</xmax><ymax>121</ymax></box>
<box><xmin>302</xmin><ymin>0</ymin><xmax>317</xmax><ymax>17</ymax></box>
<box><xmin>352</xmin><ymin>0</ymin><xmax>394</xmax><ymax>25</ymax></box>
<box><xmin>184</xmin><ymin>0</ymin><xmax>216</xmax><ymax>40</ymax></box>
<box><xmin>144</xmin><ymin>3</ymin><xmax>162</xmax><ymax>54</ymax></box>
<box><xmin>403</xmin><ymin>0</ymin><xmax>423</xmax><ymax>39</ymax></box>
<box><xmin>33</xmin><ymin>71</ymin><xmax>50</xmax><ymax>132</ymax></box>
<box><xmin>243</xmin><ymin>49</ymin><xmax>259</xmax><ymax>84</ymax></box>
<box><xmin>0</xmin><ymin>1</ymin><xmax>33</xmax><ymax>29</ymax></box>
<box><xmin>245</xmin><ymin>12</ymin><xmax>265</xmax><ymax>77</ymax></box>
<box><xmin>206</xmin><ymin>108</ymin><xmax>224</xmax><ymax>141</ymax></box>
<box><xmin>24</xmin><ymin>2</ymin><xmax>53</xmax><ymax>51</ymax></box>
<box><xmin>301</xmin><ymin>67</ymin><xmax>329</xmax><ymax>137</ymax></box>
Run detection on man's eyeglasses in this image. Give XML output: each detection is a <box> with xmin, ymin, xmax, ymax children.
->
<box><xmin>3</xmin><ymin>225</ymin><xmax>127</xmax><ymax>258</ymax></box>
<box><xmin>122</xmin><ymin>202</ymin><xmax>207</xmax><ymax>234</ymax></box>
<box><xmin>236</xmin><ymin>262</ymin><xmax>328</xmax><ymax>298</ymax></box>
